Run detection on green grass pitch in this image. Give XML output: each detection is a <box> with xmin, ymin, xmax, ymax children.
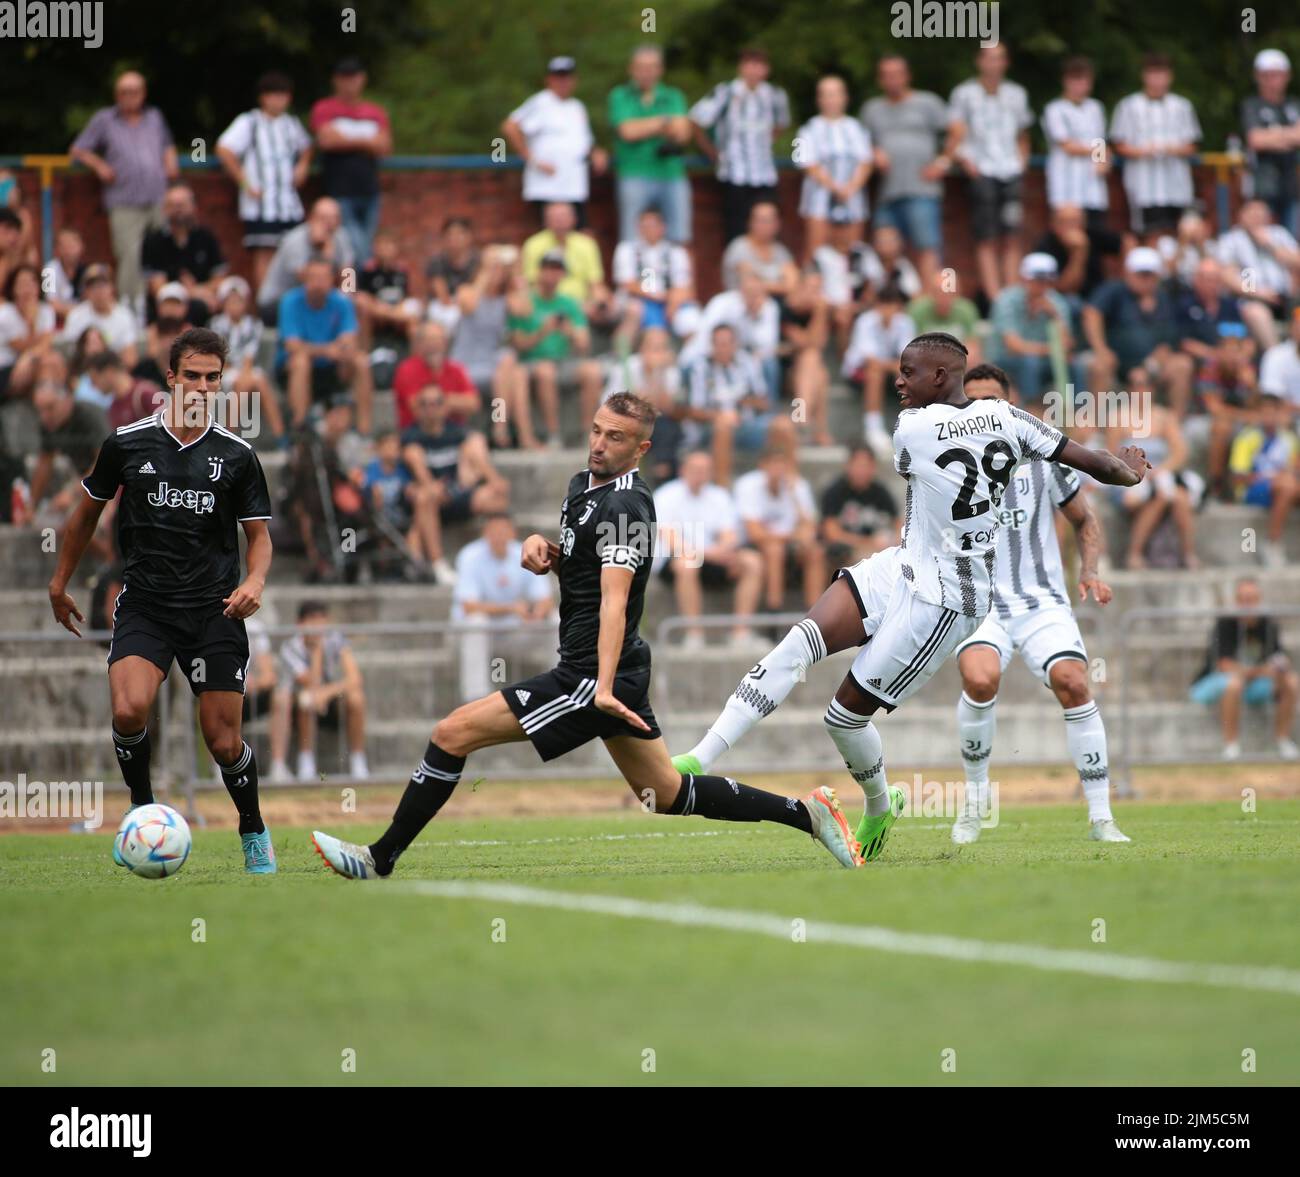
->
<box><xmin>3</xmin><ymin>798</ymin><xmax>1298</xmax><ymax>1086</ymax></box>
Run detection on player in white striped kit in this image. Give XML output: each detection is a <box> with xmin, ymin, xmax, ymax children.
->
<box><xmin>950</xmin><ymin>365</ymin><xmax>1130</xmax><ymax>844</ymax></box>
<box><xmin>673</xmin><ymin>334</ymin><xmax>1150</xmax><ymax>862</ymax></box>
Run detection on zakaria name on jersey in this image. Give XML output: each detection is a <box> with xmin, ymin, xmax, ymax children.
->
<box><xmin>893</xmin><ymin>399</ymin><xmax>1066</xmax><ymax>618</ymax></box>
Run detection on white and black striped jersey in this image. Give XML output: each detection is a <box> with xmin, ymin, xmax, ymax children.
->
<box><xmin>691</xmin><ymin>79</ymin><xmax>791</xmax><ymax>186</ymax></box>
<box><xmin>611</xmin><ymin>237</ymin><xmax>693</xmax><ymax>294</ymax></box>
<box><xmin>893</xmin><ymin>400</ymin><xmax>1067</xmax><ymax>618</ymax></box>
<box><xmin>990</xmin><ymin>461</ymin><xmax>1080</xmax><ymax>619</ymax></box>
<box><xmin>795</xmin><ymin>114</ymin><xmax>873</xmax><ymax>220</ymax></box>
<box><xmin>555</xmin><ymin>468</ymin><xmax>656</xmax><ymax>672</ymax></box>
<box><xmin>1214</xmin><ymin>224</ymin><xmax>1300</xmax><ymax>298</ymax></box>
<box><xmin>81</xmin><ymin>412</ymin><xmax>272</xmax><ymax>612</ymax></box>
<box><xmin>210</xmin><ymin>312</ymin><xmax>264</xmax><ymax>369</ymax></box>
<box><xmin>948</xmin><ymin>78</ymin><xmax>1033</xmax><ymax>180</ymax></box>
<box><xmin>216</xmin><ymin>109</ymin><xmax>312</xmax><ymax>224</ymax></box>
<box><xmin>1042</xmin><ymin>97</ymin><xmax>1109</xmax><ymax>210</ymax></box>
<box><xmin>1109</xmin><ymin>92</ymin><xmax>1202</xmax><ymax>208</ymax></box>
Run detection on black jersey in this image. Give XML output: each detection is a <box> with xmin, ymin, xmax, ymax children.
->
<box><xmin>82</xmin><ymin>412</ymin><xmax>272</xmax><ymax>612</ymax></box>
<box><xmin>555</xmin><ymin>467</ymin><xmax>655</xmax><ymax>672</ymax></box>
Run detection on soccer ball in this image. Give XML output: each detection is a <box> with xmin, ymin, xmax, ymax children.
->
<box><xmin>115</xmin><ymin>804</ymin><xmax>192</xmax><ymax>879</ymax></box>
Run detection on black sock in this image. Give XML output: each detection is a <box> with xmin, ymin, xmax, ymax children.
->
<box><xmin>369</xmin><ymin>741</ymin><xmax>465</xmax><ymax>875</ymax></box>
<box><xmin>668</xmin><ymin>773</ymin><xmax>812</xmax><ymax>834</ymax></box>
<box><xmin>218</xmin><ymin>742</ymin><xmax>264</xmax><ymax>836</ymax></box>
<box><xmin>113</xmin><ymin>726</ymin><xmax>154</xmax><ymax>807</ymax></box>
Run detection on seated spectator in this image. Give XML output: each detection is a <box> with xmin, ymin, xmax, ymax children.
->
<box><xmin>256</xmin><ymin>196</ymin><xmax>354</xmax><ymax>321</ymax></box>
<box><xmin>134</xmin><ymin>281</ymin><xmax>193</xmax><ymax>387</ymax></box>
<box><xmin>1186</xmin><ymin>322</ymin><xmax>1258</xmax><ymax>493</ymax></box>
<box><xmin>1177</xmin><ymin>257</ymin><xmax>1246</xmax><ymax>366</ymax></box>
<box><xmin>722</xmin><ymin>200</ymin><xmax>799</xmax><ymax>299</ymax></box>
<box><xmin>45</xmin><ymin>227</ymin><xmax>87</xmax><ymax>322</ymax></box>
<box><xmin>355</xmin><ymin>227</ymin><xmax>420</xmax><ymax>360</ymax></box>
<box><xmin>394</xmin><ymin>321</ymin><xmax>479</xmax><ymax>431</ymax></box>
<box><xmin>1032</xmin><ymin>202</ymin><xmax>1121</xmax><ymax>302</ymax></box>
<box><xmin>907</xmin><ymin>272</ymin><xmax>982</xmax><ymax>364</ymax></box>
<box><xmin>70</xmin><ymin>326</ymin><xmax>111</xmax><ymax>408</ymax></box>
<box><xmin>521</xmin><ymin>201</ymin><xmax>615</xmax><ymax>325</ymax></box>
<box><xmin>680</xmin><ymin>271</ymin><xmax>781</xmax><ymax>395</ymax></box>
<box><xmin>1107</xmin><ymin>370</ymin><xmax>1204</xmax><ymax>568</ymax></box>
<box><xmin>1259</xmin><ymin>306</ymin><xmax>1300</xmax><ymax>415</ymax></box>
<box><xmin>1216</xmin><ymin>198</ymin><xmax>1300</xmax><ymax>349</ymax></box>
<box><xmin>0</xmin><ymin>206</ymin><xmax>35</xmax><ymax>295</ymax></box>
<box><xmin>209</xmin><ymin>275</ymin><xmax>286</xmax><ymax>444</ymax></box>
<box><xmin>860</xmin><ymin>224</ymin><xmax>923</xmax><ymax>301</ymax></box>
<box><xmin>611</xmin><ymin>206</ymin><xmax>696</xmax><ymax>346</ymax></box>
<box><xmin>60</xmin><ymin>264</ymin><xmax>140</xmax><ymax>370</ymax></box>
<box><xmin>844</xmin><ymin>283</ymin><xmax>915</xmax><ymax>452</ymax></box>
<box><xmin>452</xmin><ymin>513</ymin><xmax>555</xmax><ymax>700</ymax></box>
<box><xmin>276</xmin><ymin>256</ymin><xmax>373</xmax><ymax>434</ymax></box>
<box><xmin>819</xmin><ymin>443</ymin><xmax>899</xmax><ymax>565</ymax></box>
<box><xmin>989</xmin><ymin>252</ymin><xmax>1081</xmax><ymax>405</ymax></box>
<box><xmin>796</xmin><ymin>74</ymin><xmax>873</xmax><ymax>258</ymax></box>
<box><xmin>402</xmin><ymin>387</ymin><xmax>511</xmax><ymax>581</ymax></box>
<box><xmin>84</xmin><ymin>351</ymin><xmax>163</xmax><ymax>430</ymax></box>
<box><xmin>683</xmin><ymin>323</ymin><xmax>793</xmax><ymax>486</ymax></box>
<box><xmin>779</xmin><ymin>268</ymin><xmax>833</xmax><ymax>444</ymax></box>
<box><xmin>274</xmin><ymin>601</ymin><xmax>369</xmax><ymax>781</ymax></box>
<box><xmin>508</xmin><ymin>250</ymin><xmax>602</xmax><ymax>448</ymax></box>
<box><xmin>733</xmin><ymin>447</ymin><xmax>826</xmax><ymax>611</ymax></box>
<box><xmin>29</xmin><ymin>383</ymin><xmax>110</xmax><ymax>549</ymax></box>
<box><xmin>1229</xmin><ymin>392</ymin><xmax>1299</xmax><ymax>567</ymax></box>
<box><xmin>424</xmin><ymin>216</ymin><xmax>480</xmax><ymax>332</ymax></box>
<box><xmin>1084</xmin><ymin>247</ymin><xmax>1193</xmax><ymax>415</ymax></box>
<box><xmin>1159</xmin><ymin>211</ymin><xmax>1218</xmax><ymax>288</ymax></box>
<box><xmin>653</xmin><ymin>450</ymin><xmax>762</xmax><ymax>646</ymax></box>
<box><xmin>361</xmin><ymin>429</ymin><xmax>445</xmax><ymax>578</ymax></box>
<box><xmin>215</xmin><ymin>70</ymin><xmax>313</xmax><ymax>293</ymax></box>
<box><xmin>1189</xmin><ymin>577</ymin><xmax>1298</xmax><ymax>761</ymax></box>
<box><xmin>0</xmin><ymin>264</ymin><xmax>56</xmax><ymax>396</ymax></box>
<box><xmin>141</xmin><ymin>183</ymin><xmax>227</xmax><ymax>326</ymax></box>
<box><xmin>598</xmin><ymin>326</ymin><xmax>683</xmax><ymax>481</ymax></box>
<box><xmin>812</xmin><ymin>218</ymin><xmax>874</xmax><ymax>344</ymax></box>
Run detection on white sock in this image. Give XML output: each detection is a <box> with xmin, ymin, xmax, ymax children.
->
<box><xmin>824</xmin><ymin>699</ymin><xmax>890</xmax><ymax>815</ymax></box>
<box><xmin>1064</xmin><ymin>700</ymin><xmax>1112</xmax><ymax>822</ymax></box>
<box><xmin>349</xmin><ymin>750</ymin><xmax>369</xmax><ymax>778</ymax></box>
<box><xmin>689</xmin><ymin>620</ymin><xmax>827</xmax><ymax>770</ymax></box>
<box><xmin>297</xmin><ymin>750</ymin><xmax>316</xmax><ymax>779</ymax></box>
<box><xmin>957</xmin><ymin>692</ymin><xmax>996</xmax><ymax>819</ymax></box>
<box><xmin>864</xmin><ymin>410</ymin><xmax>885</xmax><ymax>435</ymax></box>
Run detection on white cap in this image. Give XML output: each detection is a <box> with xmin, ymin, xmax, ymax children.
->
<box><xmin>1125</xmin><ymin>246</ymin><xmax>1163</xmax><ymax>274</ymax></box>
<box><xmin>1019</xmin><ymin>252</ymin><xmax>1059</xmax><ymax>280</ymax></box>
<box><xmin>1254</xmin><ymin>48</ymin><xmax>1291</xmax><ymax>73</ymax></box>
<box><xmin>217</xmin><ymin>275</ymin><xmax>251</xmax><ymax>304</ymax></box>
<box><xmin>156</xmin><ymin>281</ymin><xmax>189</xmax><ymax>305</ymax></box>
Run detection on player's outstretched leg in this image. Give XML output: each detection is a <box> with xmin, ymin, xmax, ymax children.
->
<box><xmin>822</xmin><ymin>697</ymin><xmax>904</xmax><ymax>862</ymax></box>
<box><xmin>1050</xmin><ymin>661</ymin><xmax>1130</xmax><ymax>842</ymax></box>
<box><xmin>201</xmin><ymin>691</ymin><xmax>275</xmax><ymax>873</ymax></box>
<box><xmin>108</xmin><ymin>657</ymin><xmax>164</xmax><ymax>867</ymax></box>
<box><xmin>953</xmin><ymin>691</ymin><xmax>997</xmax><ymax>844</ymax></box>
<box><xmin>607</xmin><ymin>735</ymin><xmax>862</xmax><ymax>868</ymax></box>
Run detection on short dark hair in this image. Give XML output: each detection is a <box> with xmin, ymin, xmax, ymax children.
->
<box><xmin>257</xmin><ymin>70</ymin><xmax>293</xmax><ymax>95</ymax></box>
<box><xmin>876</xmin><ymin>283</ymin><xmax>906</xmax><ymax>304</ymax></box>
<box><xmin>169</xmin><ymin>327</ymin><xmax>228</xmax><ymax>376</ymax></box>
<box><xmin>1062</xmin><ymin>55</ymin><xmax>1094</xmax><ymax>79</ymax></box>
<box><xmin>3</xmin><ymin>262</ymin><xmax>41</xmax><ymax>302</ymax></box>
<box><xmin>738</xmin><ymin>46</ymin><xmax>769</xmax><ymax>64</ymax></box>
<box><xmin>1142</xmin><ymin>52</ymin><xmax>1172</xmax><ymax>72</ymax></box>
<box><xmin>602</xmin><ymin>391</ymin><xmax>658</xmax><ymax>437</ymax></box>
<box><xmin>907</xmin><ymin>331</ymin><xmax>969</xmax><ymax>363</ymax></box>
<box><xmin>847</xmin><ymin>442</ymin><xmax>876</xmax><ymax>463</ymax></box>
<box><xmin>298</xmin><ymin>600</ymin><xmax>329</xmax><ymax>621</ymax></box>
<box><xmin>0</xmin><ymin>208</ymin><xmax>21</xmax><ymax>231</ymax></box>
<box><xmin>441</xmin><ymin>216</ymin><xmax>472</xmax><ymax>233</ymax></box>
<box><xmin>87</xmin><ymin>350</ymin><xmax>126</xmax><ymax>375</ymax></box>
<box><xmin>964</xmin><ymin>363</ymin><xmax>1011</xmax><ymax>393</ymax></box>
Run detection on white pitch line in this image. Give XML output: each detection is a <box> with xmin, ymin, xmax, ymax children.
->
<box><xmin>389</xmin><ymin>880</ymin><xmax>1300</xmax><ymax>999</ymax></box>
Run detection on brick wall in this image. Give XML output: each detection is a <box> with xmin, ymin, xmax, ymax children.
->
<box><xmin>17</xmin><ymin>163</ymin><xmax>1243</xmax><ymax>303</ymax></box>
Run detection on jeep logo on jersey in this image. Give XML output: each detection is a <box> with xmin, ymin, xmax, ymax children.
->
<box><xmin>147</xmin><ymin>481</ymin><xmax>216</xmax><ymax>515</ymax></box>
<box><xmin>208</xmin><ymin>456</ymin><xmax>224</xmax><ymax>481</ymax></box>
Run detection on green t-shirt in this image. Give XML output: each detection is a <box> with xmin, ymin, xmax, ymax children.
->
<box><xmin>509</xmin><ymin>292</ymin><xmax>587</xmax><ymax>361</ymax></box>
<box><xmin>907</xmin><ymin>295</ymin><xmax>980</xmax><ymax>342</ymax></box>
<box><xmin>608</xmin><ymin>82</ymin><xmax>688</xmax><ymax>179</ymax></box>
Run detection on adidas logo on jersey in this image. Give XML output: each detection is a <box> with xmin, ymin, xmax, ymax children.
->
<box><xmin>515</xmin><ymin>689</ymin><xmax>531</xmax><ymax>706</ymax></box>
<box><xmin>139</xmin><ymin>461</ymin><xmax>156</xmax><ymax>474</ymax></box>
<box><xmin>867</xmin><ymin>678</ymin><xmax>882</xmax><ymax>688</ymax></box>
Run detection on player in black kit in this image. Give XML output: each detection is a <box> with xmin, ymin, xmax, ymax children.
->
<box><xmin>311</xmin><ymin>392</ymin><xmax>866</xmax><ymax>879</ymax></box>
<box><xmin>48</xmin><ymin>328</ymin><xmax>277</xmax><ymax>873</ymax></box>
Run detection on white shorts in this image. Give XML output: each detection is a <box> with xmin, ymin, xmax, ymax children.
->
<box><xmin>955</xmin><ymin>605</ymin><xmax>1088</xmax><ymax>686</ymax></box>
<box><xmin>836</xmin><ymin>546</ymin><xmax>902</xmax><ymax>640</ymax></box>
<box><xmin>848</xmin><ymin>575</ymin><xmax>980</xmax><ymax>711</ymax></box>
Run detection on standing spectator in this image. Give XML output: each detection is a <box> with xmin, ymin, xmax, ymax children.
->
<box><xmin>796</xmin><ymin>74</ymin><xmax>873</xmax><ymax>257</ymax></box>
<box><xmin>44</xmin><ymin>228</ymin><xmax>87</xmax><ymax>321</ymax></box>
<box><xmin>256</xmin><ymin>197</ymin><xmax>355</xmax><ymax>321</ymax></box>
<box><xmin>276</xmin><ymin>256</ymin><xmax>373</xmax><ymax>434</ymax></box>
<box><xmin>989</xmin><ymin>252</ymin><xmax>1081</xmax><ymax>404</ymax></box>
<box><xmin>610</xmin><ymin>206</ymin><xmax>696</xmax><ymax>345</ymax></box>
<box><xmin>452</xmin><ymin>514</ymin><xmax>555</xmax><ymax>700</ymax></box>
<box><xmin>600</xmin><ymin>326</ymin><xmax>685</xmax><ymax>480</ymax></box>
<box><xmin>906</xmin><ymin>271</ymin><xmax>982</xmax><ymax>363</ymax></box>
<box><xmin>216</xmin><ymin>70</ymin><xmax>313</xmax><ymax>293</ymax></box>
<box><xmin>819</xmin><ymin>443</ymin><xmax>899</xmax><ymax>565</ymax></box>
<box><xmin>69</xmin><ymin>70</ymin><xmax>178</xmax><ymax>313</ymax></box>
<box><xmin>691</xmin><ymin>47</ymin><xmax>792</xmax><ymax>244</ymax></box>
<box><xmin>504</xmin><ymin>56</ymin><xmax>605</xmax><ymax>225</ymax></box>
<box><xmin>608</xmin><ymin>45</ymin><xmax>693</xmax><ymax>243</ymax></box>
<box><xmin>722</xmin><ymin>200</ymin><xmax>799</xmax><ymax>299</ymax></box>
<box><xmin>654</xmin><ymin>450</ymin><xmax>762</xmax><ymax>646</ymax></box>
<box><xmin>860</xmin><ymin>54</ymin><xmax>952</xmax><ymax>292</ymax></box>
<box><xmin>309</xmin><ymin>57</ymin><xmax>392</xmax><ymax>264</ymax></box>
<box><xmin>210</xmin><ymin>276</ymin><xmax>286</xmax><ymax>445</ymax></box>
<box><xmin>424</xmin><ymin>216</ymin><xmax>480</xmax><ymax>332</ymax></box>
<box><xmin>1229</xmin><ymin>393</ymin><xmax>1299</xmax><ymax>567</ymax></box>
<box><xmin>1215</xmin><ymin>198</ymin><xmax>1300</xmax><ymax>350</ymax></box>
<box><xmin>1041</xmin><ymin>57</ymin><xmax>1110</xmax><ymax>231</ymax></box>
<box><xmin>948</xmin><ymin>43</ymin><xmax>1034</xmax><ymax>304</ymax></box>
<box><xmin>0</xmin><ymin>264</ymin><xmax>56</xmax><ymax>396</ymax></box>
<box><xmin>733</xmin><ymin>447</ymin><xmax>825</xmax><ymax>611</ymax></box>
<box><xmin>141</xmin><ymin>183</ymin><xmax>228</xmax><ymax>326</ymax></box>
<box><xmin>1242</xmin><ymin>49</ymin><xmax>1300</xmax><ymax>238</ymax></box>
<box><xmin>393</xmin><ymin>321</ymin><xmax>480</xmax><ymax>431</ymax></box>
<box><xmin>844</xmin><ymin>284</ymin><xmax>915</xmax><ymax>452</ymax></box>
<box><xmin>60</xmin><ymin>264</ymin><xmax>140</xmax><ymax>370</ymax></box>
<box><xmin>521</xmin><ymin>201</ymin><xmax>615</xmax><ymax>325</ymax></box>
<box><xmin>1189</xmin><ymin>577</ymin><xmax>1298</xmax><ymax>761</ymax></box>
<box><xmin>1109</xmin><ymin>53</ymin><xmax>1202</xmax><ymax>242</ymax></box>
<box><xmin>1259</xmin><ymin>307</ymin><xmax>1300</xmax><ymax>415</ymax></box>
<box><xmin>1032</xmin><ymin>203</ymin><xmax>1123</xmax><ymax>301</ymax></box>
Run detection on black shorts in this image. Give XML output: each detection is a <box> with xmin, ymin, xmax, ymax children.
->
<box><xmin>274</xmin><ymin>360</ymin><xmax>343</xmax><ymax>405</ymax></box>
<box><xmin>108</xmin><ymin>593</ymin><xmax>250</xmax><ymax>696</ymax></box>
<box><xmin>970</xmin><ymin>175</ymin><xmax>1024</xmax><ymax>241</ymax></box>
<box><xmin>439</xmin><ymin>480</ymin><xmax>480</xmax><ymax>524</ymax></box>
<box><xmin>503</xmin><ymin>646</ymin><xmax>661</xmax><ymax>762</ymax></box>
<box><xmin>658</xmin><ymin>558</ymin><xmax>732</xmax><ymax>588</ymax></box>
<box><xmin>1134</xmin><ymin>204</ymin><xmax>1186</xmax><ymax>236</ymax></box>
<box><xmin>243</xmin><ymin>218</ymin><xmax>300</xmax><ymax>250</ymax></box>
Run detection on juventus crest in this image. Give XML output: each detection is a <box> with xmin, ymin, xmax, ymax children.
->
<box><xmin>208</xmin><ymin>456</ymin><xmax>224</xmax><ymax>481</ymax></box>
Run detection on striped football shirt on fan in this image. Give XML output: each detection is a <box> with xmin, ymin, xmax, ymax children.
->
<box><xmin>216</xmin><ymin>109</ymin><xmax>312</xmax><ymax>224</ymax></box>
<box><xmin>691</xmin><ymin>79</ymin><xmax>791</xmax><ymax>186</ymax></box>
<box><xmin>795</xmin><ymin>114</ymin><xmax>873</xmax><ymax>220</ymax></box>
<box><xmin>1108</xmin><ymin>91</ymin><xmax>1202</xmax><ymax>209</ymax></box>
<box><xmin>1042</xmin><ymin>97</ymin><xmax>1109</xmax><ymax>210</ymax></box>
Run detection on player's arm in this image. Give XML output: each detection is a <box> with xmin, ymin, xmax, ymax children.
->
<box><xmin>593</xmin><ymin>564</ymin><xmax>650</xmax><ymax>731</ymax></box>
<box><xmin>1055</xmin><ymin>438</ymin><xmax>1149</xmax><ymax>487</ymax></box>
<box><xmin>47</xmin><ymin>490</ymin><xmax>109</xmax><ymax>636</ymax></box>
<box><xmin>224</xmin><ymin>518</ymin><xmax>272</xmax><ymax>620</ymax></box>
<box><xmin>1059</xmin><ymin>490</ymin><xmax>1111</xmax><ymax>604</ymax></box>
<box><xmin>521</xmin><ymin>533</ymin><xmax>561</xmax><ymax>574</ymax></box>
